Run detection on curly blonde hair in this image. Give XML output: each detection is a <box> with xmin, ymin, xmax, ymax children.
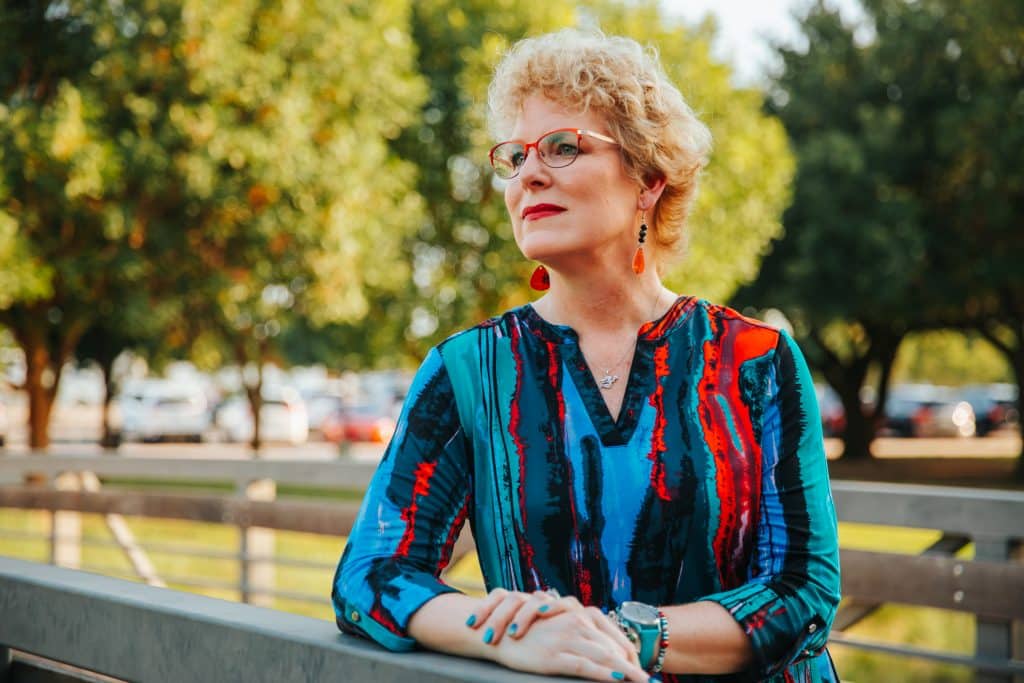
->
<box><xmin>487</xmin><ymin>29</ymin><xmax>712</xmax><ymax>264</ymax></box>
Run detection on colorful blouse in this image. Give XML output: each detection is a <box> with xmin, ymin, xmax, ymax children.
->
<box><xmin>332</xmin><ymin>297</ymin><xmax>841</xmax><ymax>682</ymax></box>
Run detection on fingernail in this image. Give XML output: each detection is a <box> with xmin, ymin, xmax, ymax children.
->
<box><xmin>538</xmin><ymin>604</ymin><xmax>550</xmax><ymax>613</ymax></box>
<box><xmin>483</xmin><ymin>627</ymin><xmax>494</xmax><ymax>644</ymax></box>
<box><xmin>465</xmin><ymin>614</ymin><xmax>476</xmax><ymax>627</ymax></box>
<box><xmin>509</xmin><ymin>623</ymin><xmax>518</xmax><ymax>634</ymax></box>
<box><xmin>611</xmin><ymin>673</ymin><xmax>625</xmax><ymax>681</ymax></box>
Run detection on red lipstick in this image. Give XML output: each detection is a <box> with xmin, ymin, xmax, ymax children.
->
<box><xmin>522</xmin><ymin>203</ymin><xmax>566</xmax><ymax>221</ymax></box>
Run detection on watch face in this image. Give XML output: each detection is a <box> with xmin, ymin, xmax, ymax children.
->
<box><xmin>619</xmin><ymin>601</ymin><xmax>659</xmax><ymax>626</ymax></box>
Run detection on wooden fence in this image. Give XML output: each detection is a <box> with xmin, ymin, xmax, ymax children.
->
<box><xmin>0</xmin><ymin>454</ymin><xmax>1022</xmax><ymax>681</ymax></box>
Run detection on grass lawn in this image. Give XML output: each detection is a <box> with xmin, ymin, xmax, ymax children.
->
<box><xmin>0</xmin><ymin>507</ymin><xmax>984</xmax><ymax>682</ymax></box>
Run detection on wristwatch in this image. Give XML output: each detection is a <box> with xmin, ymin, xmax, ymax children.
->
<box><xmin>614</xmin><ymin>601</ymin><xmax>662</xmax><ymax>669</ymax></box>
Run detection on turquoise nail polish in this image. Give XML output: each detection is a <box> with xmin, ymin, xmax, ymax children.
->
<box><xmin>483</xmin><ymin>627</ymin><xmax>494</xmax><ymax>644</ymax></box>
<box><xmin>611</xmin><ymin>672</ymin><xmax>625</xmax><ymax>681</ymax></box>
<box><xmin>538</xmin><ymin>604</ymin><xmax>550</xmax><ymax>613</ymax></box>
<box><xmin>465</xmin><ymin>614</ymin><xmax>476</xmax><ymax>627</ymax></box>
<box><xmin>509</xmin><ymin>623</ymin><xmax>518</xmax><ymax>634</ymax></box>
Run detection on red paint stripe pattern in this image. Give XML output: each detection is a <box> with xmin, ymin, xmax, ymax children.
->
<box><xmin>698</xmin><ymin>310</ymin><xmax>778</xmax><ymax>587</ymax></box>
<box><xmin>396</xmin><ymin>461</ymin><xmax>438</xmax><ymax>557</ymax></box>
<box><xmin>647</xmin><ymin>344</ymin><xmax>672</xmax><ymax>501</ymax></box>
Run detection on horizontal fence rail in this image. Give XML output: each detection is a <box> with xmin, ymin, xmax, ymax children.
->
<box><xmin>0</xmin><ymin>556</ymin><xmax>563</xmax><ymax>683</ymax></box>
<box><xmin>1</xmin><ymin>454</ymin><xmax>1023</xmax><ymax>680</ymax></box>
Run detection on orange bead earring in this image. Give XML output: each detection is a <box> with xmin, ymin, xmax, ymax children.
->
<box><xmin>632</xmin><ymin>212</ymin><xmax>647</xmax><ymax>275</ymax></box>
<box><xmin>530</xmin><ymin>264</ymin><xmax>550</xmax><ymax>291</ymax></box>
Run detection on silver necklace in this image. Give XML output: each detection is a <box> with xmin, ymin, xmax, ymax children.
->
<box><xmin>595</xmin><ymin>291</ymin><xmax>667</xmax><ymax>391</ymax></box>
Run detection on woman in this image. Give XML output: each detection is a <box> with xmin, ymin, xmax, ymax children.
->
<box><xmin>332</xmin><ymin>29</ymin><xmax>841</xmax><ymax>682</ymax></box>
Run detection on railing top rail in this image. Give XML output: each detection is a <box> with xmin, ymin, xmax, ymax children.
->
<box><xmin>0</xmin><ymin>453</ymin><xmax>376</xmax><ymax>489</ymax></box>
<box><xmin>831</xmin><ymin>480</ymin><xmax>1024</xmax><ymax>540</ymax></box>
<box><xmin>0</xmin><ymin>556</ymin><xmax>561</xmax><ymax>683</ymax></box>
<box><xmin>2</xmin><ymin>454</ymin><xmax>1023</xmax><ymax>539</ymax></box>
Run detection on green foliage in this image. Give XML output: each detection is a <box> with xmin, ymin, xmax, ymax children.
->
<box><xmin>892</xmin><ymin>330</ymin><xmax>1012</xmax><ymax>386</ymax></box>
<box><xmin>737</xmin><ymin>0</ymin><xmax>1024</xmax><ymax>459</ymax></box>
<box><xmin>1</xmin><ymin>0</ymin><xmax>427</xmax><ymax>444</ymax></box>
<box><xmin>4</xmin><ymin>0</ymin><xmax>796</xmax><ymax>389</ymax></box>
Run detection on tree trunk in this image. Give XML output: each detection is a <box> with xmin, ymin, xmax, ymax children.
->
<box><xmin>24</xmin><ymin>336</ymin><xmax>56</xmax><ymax>451</ymax></box>
<box><xmin>246</xmin><ymin>379</ymin><xmax>263</xmax><ymax>454</ymax></box>
<box><xmin>978</xmin><ymin>321</ymin><xmax>1024</xmax><ymax>480</ymax></box>
<box><xmin>834</xmin><ymin>378</ymin><xmax>874</xmax><ymax>461</ymax></box>
<box><xmin>229</xmin><ymin>332</ymin><xmax>266</xmax><ymax>454</ymax></box>
<box><xmin>99</xmin><ymin>356</ymin><xmax>120</xmax><ymax>451</ymax></box>
<box><xmin>1011</xmin><ymin>349</ymin><xmax>1024</xmax><ymax>481</ymax></box>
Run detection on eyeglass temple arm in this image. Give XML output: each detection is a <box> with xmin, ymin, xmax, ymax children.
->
<box><xmin>578</xmin><ymin>129</ymin><xmax>617</xmax><ymax>145</ymax></box>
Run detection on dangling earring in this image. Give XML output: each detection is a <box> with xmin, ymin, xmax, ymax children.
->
<box><xmin>632</xmin><ymin>212</ymin><xmax>647</xmax><ymax>275</ymax></box>
<box><xmin>530</xmin><ymin>264</ymin><xmax>550</xmax><ymax>291</ymax></box>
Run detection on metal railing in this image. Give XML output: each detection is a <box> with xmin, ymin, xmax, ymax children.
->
<box><xmin>1</xmin><ymin>454</ymin><xmax>1023</xmax><ymax>680</ymax></box>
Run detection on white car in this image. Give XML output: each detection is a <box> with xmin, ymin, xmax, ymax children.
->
<box><xmin>216</xmin><ymin>387</ymin><xmax>309</xmax><ymax>445</ymax></box>
<box><xmin>118</xmin><ymin>379</ymin><xmax>211</xmax><ymax>442</ymax></box>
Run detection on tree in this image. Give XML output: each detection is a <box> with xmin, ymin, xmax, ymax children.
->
<box><xmin>735</xmin><ymin>2</ymin><xmax>945</xmax><ymax>459</ymax></box>
<box><xmin>0</xmin><ymin>1</ymin><xmax>146</xmax><ymax>448</ymax></box>
<box><xmin>738</xmin><ymin>0</ymin><xmax>1024</xmax><ymax>465</ymax></box>
<box><xmin>863</xmin><ymin>0</ymin><xmax>1024</xmax><ymax>470</ymax></box>
<box><xmin>1</xmin><ymin>0</ymin><xmax>426</xmax><ymax>450</ymax></box>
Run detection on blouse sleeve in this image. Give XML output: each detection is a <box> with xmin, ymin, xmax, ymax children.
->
<box><xmin>331</xmin><ymin>347</ymin><xmax>472</xmax><ymax>651</ymax></box>
<box><xmin>698</xmin><ymin>330</ymin><xmax>841</xmax><ymax>678</ymax></box>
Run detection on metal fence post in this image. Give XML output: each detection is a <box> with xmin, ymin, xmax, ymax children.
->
<box><xmin>236</xmin><ymin>478</ymin><xmax>276</xmax><ymax>607</ymax></box>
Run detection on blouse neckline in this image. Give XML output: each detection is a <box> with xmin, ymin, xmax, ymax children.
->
<box><xmin>518</xmin><ymin>295</ymin><xmax>696</xmax><ymax>345</ymax></box>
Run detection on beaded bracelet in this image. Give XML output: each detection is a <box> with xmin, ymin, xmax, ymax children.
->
<box><xmin>651</xmin><ymin>609</ymin><xmax>669</xmax><ymax>674</ymax></box>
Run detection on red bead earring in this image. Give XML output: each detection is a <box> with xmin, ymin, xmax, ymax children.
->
<box><xmin>530</xmin><ymin>264</ymin><xmax>550</xmax><ymax>291</ymax></box>
<box><xmin>632</xmin><ymin>212</ymin><xmax>648</xmax><ymax>275</ymax></box>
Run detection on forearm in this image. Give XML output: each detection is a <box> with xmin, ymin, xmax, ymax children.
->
<box><xmin>407</xmin><ymin>592</ymin><xmax>494</xmax><ymax>661</ymax></box>
<box><xmin>658</xmin><ymin>601</ymin><xmax>753</xmax><ymax>675</ymax></box>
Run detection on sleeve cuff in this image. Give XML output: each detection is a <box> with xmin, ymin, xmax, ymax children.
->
<box><xmin>699</xmin><ymin>583</ymin><xmax>826</xmax><ymax>678</ymax></box>
<box><xmin>335</xmin><ymin>580</ymin><xmax>462</xmax><ymax>652</ymax></box>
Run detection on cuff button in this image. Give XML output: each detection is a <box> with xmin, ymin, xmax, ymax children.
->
<box><xmin>807</xmin><ymin>623</ymin><xmax>817</xmax><ymax>633</ymax></box>
<box><xmin>350</xmin><ymin>610</ymin><xmax>361</xmax><ymax>622</ymax></box>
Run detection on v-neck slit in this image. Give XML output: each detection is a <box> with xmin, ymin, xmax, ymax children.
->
<box><xmin>564</xmin><ymin>338</ymin><xmax>654</xmax><ymax>446</ymax></box>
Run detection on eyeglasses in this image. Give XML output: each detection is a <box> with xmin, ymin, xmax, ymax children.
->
<box><xmin>488</xmin><ymin>128</ymin><xmax>618</xmax><ymax>179</ymax></box>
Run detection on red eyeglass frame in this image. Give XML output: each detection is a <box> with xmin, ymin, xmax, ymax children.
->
<box><xmin>488</xmin><ymin>127</ymin><xmax>619</xmax><ymax>178</ymax></box>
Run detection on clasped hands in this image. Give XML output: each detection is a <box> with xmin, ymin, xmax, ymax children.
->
<box><xmin>465</xmin><ymin>587</ymin><xmax>653</xmax><ymax>682</ymax></box>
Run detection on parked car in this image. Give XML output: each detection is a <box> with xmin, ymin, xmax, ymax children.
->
<box><xmin>322</xmin><ymin>403</ymin><xmax>396</xmax><ymax>444</ymax></box>
<box><xmin>118</xmin><ymin>379</ymin><xmax>211</xmax><ymax>442</ymax></box>
<box><xmin>815</xmin><ymin>384</ymin><xmax>846</xmax><ymax>437</ymax></box>
<box><xmin>216</xmin><ymin>387</ymin><xmax>309</xmax><ymax>445</ymax></box>
<box><xmin>301</xmin><ymin>390</ymin><xmax>345</xmax><ymax>437</ymax></box>
<box><xmin>958</xmin><ymin>383</ymin><xmax>1019</xmax><ymax>436</ymax></box>
<box><xmin>882</xmin><ymin>384</ymin><xmax>975</xmax><ymax>438</ymax></box>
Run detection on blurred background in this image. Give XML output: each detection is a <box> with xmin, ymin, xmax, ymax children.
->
<box><xmin>1</xmin><ymin>0</ymin><xmax>1022</xmax><ymax>681</ymax></box>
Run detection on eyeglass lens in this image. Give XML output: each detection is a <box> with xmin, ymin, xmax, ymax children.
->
<box><xmin>491</xmin><ymin>130</ymin><xmax>580</xmax><ymax>179</ymax></box>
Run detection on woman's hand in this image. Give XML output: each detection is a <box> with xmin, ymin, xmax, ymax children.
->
<box><xmin>465</xmin><ymin>588</ymin><xmax>646</xmax><ymax>681</ymax></box>
<box><xmin>465</xmin><ymin>588</ymin><xmax>566</xmax><ymax>645</ymax></box>
<box><xmin>492</xmin><ymin>608</ymin><xmax>649</xmax><ymax>681</ymax></box>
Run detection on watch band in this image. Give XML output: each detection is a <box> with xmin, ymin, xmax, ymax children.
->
<box><xmin>614</xmin><ymin>602</ymin><xmax>662</xmax><ymax>671</ymax></box>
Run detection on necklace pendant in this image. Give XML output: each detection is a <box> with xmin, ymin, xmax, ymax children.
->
<box><xmin>598</xmin><ymin>371</ymin><xmax>619</xmax><ymax>390</ymax></box>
